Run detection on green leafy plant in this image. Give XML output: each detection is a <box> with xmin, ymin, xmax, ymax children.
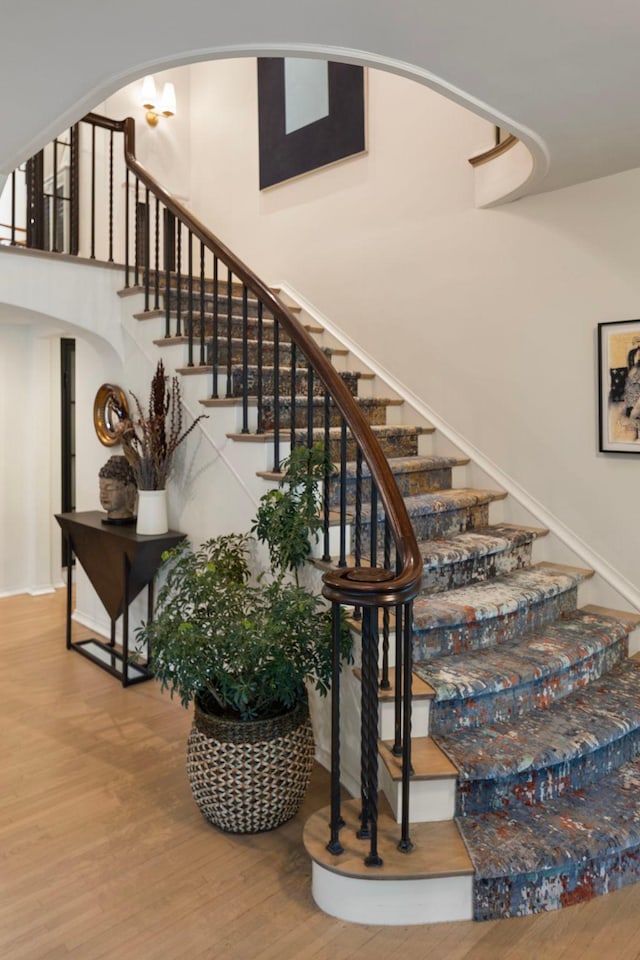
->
<box><xmin>252</xmin><ymin>442</ymin><xmax>328</xmax><ymax>584</ymax></box>
<box><xmin>136</xmin><ymin>444</ymin><xmax>351</xmax><ymax>721</ymax></box>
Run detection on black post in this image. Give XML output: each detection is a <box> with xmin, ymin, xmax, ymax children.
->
<box><xmin>326</xmin><ymin>601</ymin><xmax>345</xmax><ymax>855</ymax></box>
<box><xmin>398</xmin><ymin>599</ymin><xmax>414</xmax><ymax>853</ymax></box>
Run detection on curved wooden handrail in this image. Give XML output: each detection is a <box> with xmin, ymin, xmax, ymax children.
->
<box><xmin>468</xmin><ymin>133</ymin><xmax>518</xmax><ymax>168</ymax></box>
<box><xmin>83</xmin><ymin>112</ymin><xmax>422</xmax><ymax>609</ymax></box>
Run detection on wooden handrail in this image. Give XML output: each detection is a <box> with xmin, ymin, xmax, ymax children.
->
<box><xmin>81</xmin><ymin>111</ymin><xmax>422</xmax><ymax>610</ymax></box>
<box><xmin>468</xmin><ymin>133</ymin><xmax>518</xmax><ymax>168</ymax></box>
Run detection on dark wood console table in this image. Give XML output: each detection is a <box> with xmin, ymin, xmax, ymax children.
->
<box><xmin>56</xmin><ymin>511</ymin><xmax>184</xmax><ymax>686</ymax></box>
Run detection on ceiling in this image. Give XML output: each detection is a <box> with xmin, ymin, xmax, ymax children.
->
<box><xmin>1</xmin><ymin>0</ymin><xmax>640</xmax><ymax>196</ymax></box>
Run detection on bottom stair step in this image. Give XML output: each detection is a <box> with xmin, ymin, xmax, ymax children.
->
<box><xmin>435</xmin><ymin>658</ymin><xmax>640</xmax><ymax>816</ymax></box>
<box><xmin>304</xmin><ymin>796</ymin><xmax>473</xmax><ymax>925</ymax></box>
<box><xmin>458</xmin><ymin>752</ymin><xmax>640</xmax><ymax>920</ymax></box>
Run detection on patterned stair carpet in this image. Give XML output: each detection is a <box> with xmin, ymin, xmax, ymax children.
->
<box><xmin>458</xmin><ymin>753</ymin><xmax>640</xmax><ymax>920</ymax></box>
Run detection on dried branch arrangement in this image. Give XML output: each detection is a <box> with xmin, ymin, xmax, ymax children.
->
<box><xmin>113</xmin><ymin>360</ymin><xmax>207</xmax><ymax>490</ymax></box>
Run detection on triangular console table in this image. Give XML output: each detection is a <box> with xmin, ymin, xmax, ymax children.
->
<box><xmin>56</xmin><ymin>510</ymin><xmax>184</xmax><ymax>686</ymax></box>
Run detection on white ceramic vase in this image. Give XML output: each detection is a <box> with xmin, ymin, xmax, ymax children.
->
<box><xmin>136</xmin><ymin>489</ymin><xmax>168</xmax><ymax>535</ymax></box>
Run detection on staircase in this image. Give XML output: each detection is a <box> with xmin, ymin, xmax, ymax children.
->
<box><xmin>126</xmin><ymin>277</ymin><xmax>640</xmax><ymax>926</ymax></box>
<box><xmin>14</xmin><ymin>110</ymin><xmax>640</xmax><ymax>927</ymax></box>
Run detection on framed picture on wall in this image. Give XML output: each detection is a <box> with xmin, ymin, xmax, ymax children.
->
<box><xmin>257</xmin><ymin>58</ymin><xmax>366</xmax><ymax>189</ymax></box>
<box><xmin>598</xmin><ymin>318</ymin><xmax>640</xmax><ymax>453</ymax></box>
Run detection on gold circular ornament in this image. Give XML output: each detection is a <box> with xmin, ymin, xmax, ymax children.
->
<box><xmin>93</xmin><ymin>384</ymin><xmax>129</xmax><ymax>446</ymax></box>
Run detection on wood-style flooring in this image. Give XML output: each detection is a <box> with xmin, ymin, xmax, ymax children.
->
<box><xmin>2</xmin><ymin>589</ymin><xmax>640</xmax><ymax>960</ymax></box>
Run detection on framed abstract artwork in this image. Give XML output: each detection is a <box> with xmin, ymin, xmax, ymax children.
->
<box><xmin>257</xmin><ymin>58</ymin><xmax>366</xmax><ymax>189</ymax></box>
<box><xmin>597</xmin><ymin>318</ymin><xmax>640</xmax><ymax>453</ymax></box>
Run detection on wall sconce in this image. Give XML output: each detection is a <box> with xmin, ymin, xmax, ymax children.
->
<box><xmin>140</xmin><ymin>76</ymin><xmax>176</xmax><ymax>127</ymax></box>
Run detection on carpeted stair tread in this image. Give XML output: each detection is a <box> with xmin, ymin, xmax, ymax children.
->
<box><xmin>258</xmin><ymin>454</ymin><xmax>462</xmax><ymax>484</ymax></box>
<box><xmin>459</xmin><ymin>753</ymin><xmax>640</xmax><ymax>877</ymax></box>
<box><xmin>415</xmin><ymin>609</ymin><xmax>630</xmax><ymax>733</ymax></box>
<box><xmin>419</xmin><ymin>524</ymin><xmax>544</xmax><ymax>572</ymax></box>
<box><xmin>435</xmin><ymin>658</ymin><xmax>640</xmax><ymax>787</ymax></box>
<box><xmin>418</xmin><ymin>524</ymin><xmax>546</xmax><ymax>593</ymax></box>
<box><xmin>458</xmin><ymin>752</ymin><xmax>640</xmax><ymax>918</ymax></box>
<box><xmin>339</xmin><ymin>454</ymin><xmax>466</xmax><ymax>480</ymax></box>
<box><xmin>360</xmin><ymin>488</ymin><xmax>505</xmax><ymax>523</ymax></box>
<box><xmin>416</xmin><ymin>608</ymin><xmax>630</xmax><ymax>705</ymax></box>
<box><xmin>413</xmin><ymin>564</ymin><xmax>588</xmax><ymax>633</ymax></box>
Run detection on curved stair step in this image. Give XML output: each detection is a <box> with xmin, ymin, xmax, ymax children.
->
<box><xmin>412</xmin><ymin>562</ymin><xmax>591</xmax><ymax>659</ymax></box>
<box><xmin>416</xmin><ymin>608</ymin><xmax>630</xmax><ymax>735</ymax></box>
<box><xmin>436</xmin><ymin>658</ymin><xmax>640</xmax><ymax>816</ymax></box>
<box><xmin>458</xmin><ymin>751</ymin><xmax>640</xmax><ymax>920</ymax></box>
<box><xmin>419</xmin><ymin>523</ymin><xmax>547</xmax><ymax>594</ymax></box>
<box><xmin>328</xmin><ymin>455</ymin><xmax>467</xmax><ymax>506</ymax></box>
<box><xmin>362</xmin><ymin>488</ymin><xmax>506</xmax><ymax>545</ymax></box>
<box><xmin>304</xmin><ymin>796</ymin><xmax>474</xmax><ymax>925</ymax></box>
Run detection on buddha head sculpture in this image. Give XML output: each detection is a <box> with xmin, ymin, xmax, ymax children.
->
<box><xmin>98</xmin><ymin>455</ymin><xmax>137</xmax><ymax>522</ymax></box>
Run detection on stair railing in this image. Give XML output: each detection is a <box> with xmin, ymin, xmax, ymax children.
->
<box><xmin>10</xmin><ymin>111</ymin><xmax>424</xmax><ymax>865</ymax></box>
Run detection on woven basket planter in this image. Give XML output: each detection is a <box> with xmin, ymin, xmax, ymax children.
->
<box><xmin>186</xmin><ymin>697</ymin><xmax>315</xmax><ymax>833</ymax></box>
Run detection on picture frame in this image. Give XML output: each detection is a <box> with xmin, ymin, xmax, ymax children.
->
<box><xmin>257</xmin><ymin>58</ymin><xmax>366</xmax><ymax>190</ymax></box>
<box><xmin>597</xmin><ymin>318</ymin><xmax>640</xmax><ymax>453</ymax></box>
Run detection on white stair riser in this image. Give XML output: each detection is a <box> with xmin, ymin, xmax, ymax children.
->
<box><xmin>380</xmin><ymin>759</ymin><xmax>456</xmax><ymax>823</ymax></box>
<box><xmin>311</xmin><ymin>864</ymin><xmax>473</xmax><ymax>925</ymax></box>
<box><xmin>379</xmin><ymin>699</ymin><xmax>430</xmax><ymax>741</ymax></box>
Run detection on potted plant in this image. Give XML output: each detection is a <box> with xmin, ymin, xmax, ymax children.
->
<box><xmin>112</xmin><ymin>359</ymin><xmax>207</xmax><ymax>533</ymax></box>
<box><xmin>137</xmin><ymin>443</ymin><xmax>351</xmax><ymax>833</ymax></box>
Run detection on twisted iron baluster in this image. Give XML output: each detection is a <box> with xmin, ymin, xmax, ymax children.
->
<box><xmin>398</xmin><ymin>599</ymin><xmax>414</xmax><ymax>853</ymax></box>
<box><xmin>211</xmin><ymin>256</ymin><xmax>219</xmax><ymax>398</ymax></box>
<box><xmin>256</xmin><ymin>301</ymin><xmax>264</xmax><ymax>434</ymax></box>
<box><xmin>322</xmin><ymin>390</ymin><xmax>331</xmax><ymax>562</ymax></box>
<box><xmin>327</xmin><ymin>601</ymin><xmax>345</xmax><ymax>854</ymax></box>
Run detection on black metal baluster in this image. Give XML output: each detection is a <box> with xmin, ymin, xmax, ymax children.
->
<box><xmin>289</xmin><ymin>341</ymin><xmax>297</xmax><ymax>452</ymax></box>
<box><xmin>307</xmin><ymin>363</ymin><xmax>314</xmax><ymax>448</ymax></box>
<box><xmin>225</xmin><ymin>271</ymin><xmax>232</xmax><ymax>397</ymax></box>
<box><xmin>327</xmin><ymin>600</ymin><xmax>345</xmax><ymax>855</ymax></box>
<box><xmin>381</xmin><ymin>518</ymin><xmax>392</xmax><ymax>690</ymax></box>
<box><xmin>273</xmin><ymin>320</ymin><xmax>281</xmax><ymax>471</ymax></box>
<box><xmin>154</xmin><ymin>197</ymin><xmax>160</xmax><ymax>309</ymax></box>
<box><xmin>175</xmin><ymin>223</ymin><xmax>182</xmax><ymax>337</ymax></box>
<box><xmin>211</xmin><ymin>255</ymin><xmax>219</xmax><ymax>398</ymax></box>
<box><xmin>124</xmin><ymin>167</ymin><xmax>130</xmax><ymax>286</ymax></box>
<box><xmin>364</xmin><ymin>604</ymin><xmax>383</xmax><ymax>867</ymax></box>
<box><xmin>393</xmin><ymin>595</ymin><xmax>403</xmax><ymax>756</ymax></box>
<box><xmin>69</xmin><ymin>124</ymin><xmax>79</xmax><ymax>256</ymax></box>
<box><xmin>241</xmin><ymin>284</ymin><xmax>249</xmax><ymax>433</ymax></box>
<box><xmin>10</xmin><ymin>170</ymin><xmax>15</xmax><ymax>245</ymax></box>
<box><xmin>164</xmin><ymin>208</ymin><xmax>172</xmax><ymax>339</ymax></box>
<box><xmin>199</xmin><ymin>242</ymin><xmax>205</xmax><ymax>365</ymax></box>
<box><xmin>339</xmin><ymin>419</ymin><xmax>348</xmax><ymax>567</ymax></box>
<box><xmin>357</xmin><ymin>605</ymin><xmax>376</xmax><ymax>848</ymax></box>
<box><xmin>256</xmin><ymin>301</ymin><xmax>264</xmax><ymax>434</ymax></box>
<box><xmin>52</xmin><ymin>137</ymin><xmax>58</xmax><ymax>252</ymax></box>
<box><xmin>352</xmin><ymin>453</ymin><xmax>363</xmax><ymax>623</ymax></box>
<box><xmin>108</xmin><ymin>129</ymin><xmax>114</xmax><ymax>262</ymax></box>
<box><xmin>322</xmin><ymin>390</ymin><xmax>331</xmax><ymax>562</ymax></box>
<box><xmin>134</xmin><ymin>178</ymin><xmax>140</xmax><ymax>286</ymax></box>
<box><xmin>187</xmin><ymin>231</ymin><xmax>194</xmax><ymax>366</ymax></box>
<box><xmin>144</xmin><ymin>186</ymin><xmax>150</xmax><ymax>312</ymax></box>
<box><xmin>370</xmin><ymin>482</ymin><xmax>379</xmax><ymax>570</ymax></box>
<box><xmin>90</xmin><ymin>124</ymin><xmax>96</xmax><ymax>259</ymax></box>
<box><xmin>398</xmin><ymin>599</ymin><xmax>414</xmax><ymax>853</ymax></box>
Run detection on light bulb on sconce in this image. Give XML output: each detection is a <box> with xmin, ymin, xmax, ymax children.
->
<box><xmin>140</xmin><ymin>76</ymin><xmax>176</xmax><ymax>127</ymax></box>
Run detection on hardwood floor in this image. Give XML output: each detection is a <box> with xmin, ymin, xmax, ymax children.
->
<box><xmin>2</xmin><ymin>589</ymin><xmax>640</xmax><ymax>960</ymax></box>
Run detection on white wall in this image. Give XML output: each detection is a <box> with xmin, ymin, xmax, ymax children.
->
<box><xmin>185</xmin><ymin>58</ymin><xmax>640</xmax><ymax>596</ymax></box>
